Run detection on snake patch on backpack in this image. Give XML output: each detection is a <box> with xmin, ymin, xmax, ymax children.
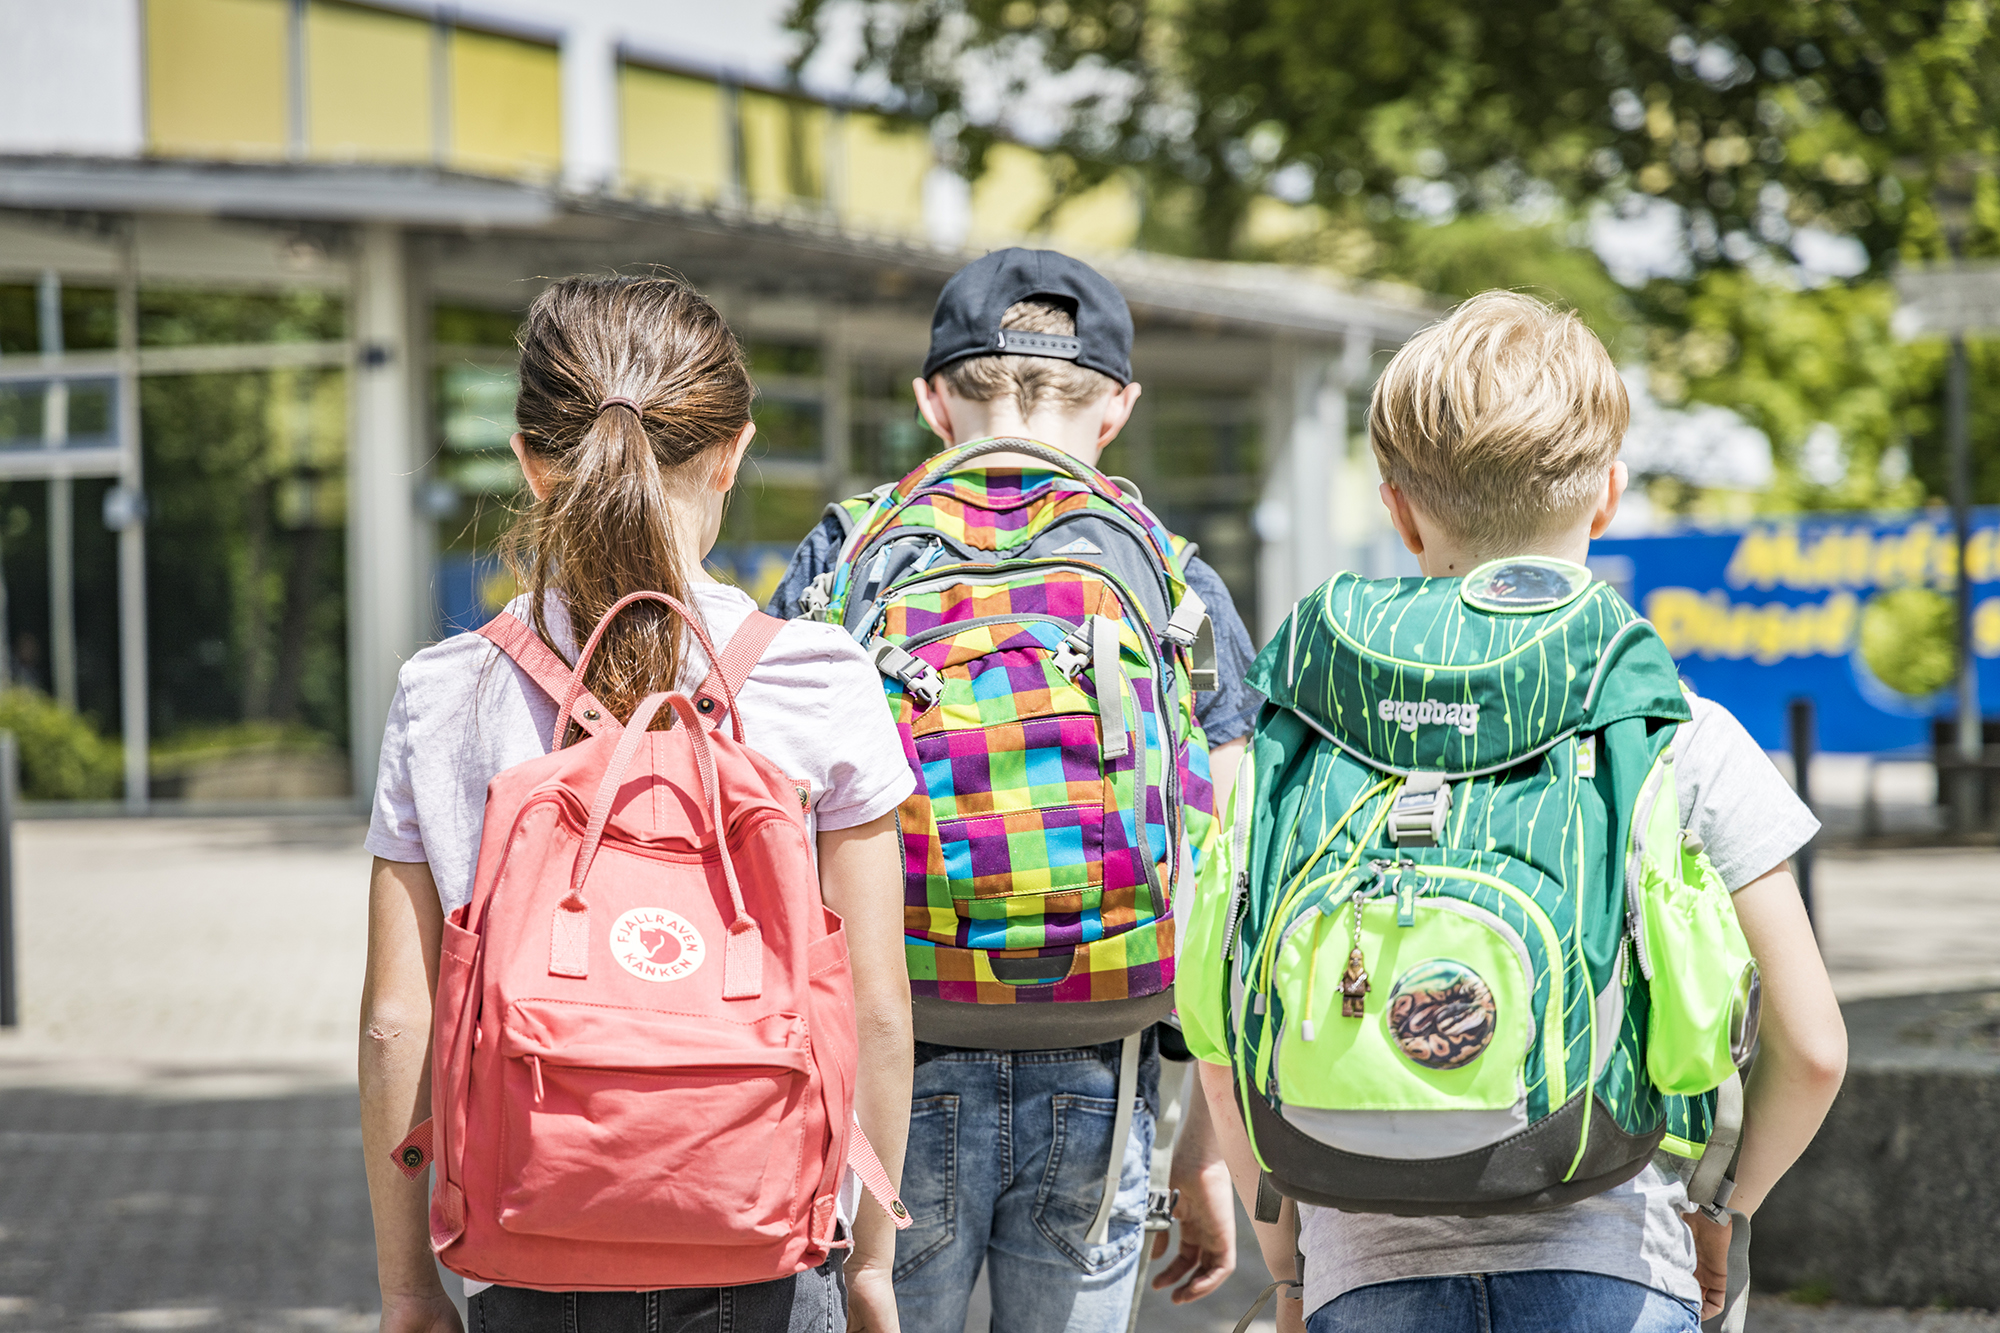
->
<box><xmin>1386</xmin><ymin>959</ymin><xmax>1497</xmax><ymax>1071</ymax></box>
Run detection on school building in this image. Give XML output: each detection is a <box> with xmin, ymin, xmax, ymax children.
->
<box><xmin>0</xmin><ymin>0</ymin><xmax>1434</xmax><ymax>809</ymax></box>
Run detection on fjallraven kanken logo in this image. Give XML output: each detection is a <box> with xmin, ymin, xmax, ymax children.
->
<box><xmin>800</xmin><ymin>438</ymin><xmax>1216</xmax><ymax>1048</ymax></box>
<box><xmin>1180</xmin><ymin>556</ymin><xmax>1760</xmax><ymax>1220</ymax></box>
<box><xmin>610</xmin><ymin>907</ymin><xmax>705</xmax><ymax>983</ymax></box>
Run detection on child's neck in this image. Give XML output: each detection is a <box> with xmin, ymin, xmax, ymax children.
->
<box><xmin>938</xmin><ymin>410</ymin><xmax>1104</xmax><ymax>467</ymax></box>
<box><xmin>1412</xmin><ymin>529</ymin><xmax>1593</xmax><ymax>578</ymax></box>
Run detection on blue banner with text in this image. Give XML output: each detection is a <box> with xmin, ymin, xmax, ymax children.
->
<box><xmin>1590</xmin><ymin>511</ymin><xmax>2000</xmax><ymax>753</ymax></box>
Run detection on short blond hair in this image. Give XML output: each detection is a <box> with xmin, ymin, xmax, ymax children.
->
<box><xmin>935</xmin><ymin>300</ymin><xmax>1116</xmax><ymax>418</ymax></box>
<box><xmin>1370</xmin><ymin>290</ymin><xmax>1627</xmax><ymax>555</ymax></box>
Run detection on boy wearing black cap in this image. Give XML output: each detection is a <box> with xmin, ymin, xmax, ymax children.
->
<box><xmin>769</xmin><ymin>248</ymin><xmax>1261</xmax><ymax>1331</ymax></box>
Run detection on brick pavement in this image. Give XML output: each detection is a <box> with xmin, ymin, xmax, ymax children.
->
<box><xmin>0</xmin><ymin>816</ymin><xmax>1994</xmax><ymax>1332</ymax></box>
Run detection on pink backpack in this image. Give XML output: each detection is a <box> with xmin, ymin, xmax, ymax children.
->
<box><xmin>389</xmin><ymin>591</ymin><xmax>908</xmax><ymax>1290</ymax></box>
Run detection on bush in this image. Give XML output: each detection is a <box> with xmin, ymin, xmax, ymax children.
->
<box><xmin>0</xmin><ymin>688</ymin><xmax>122</xmax><ymax>801</ymax></box>
<box><xmin>1860</xmin><ymin>588</ymin><xmax>1957</xmax><ymax>698</ymax></box>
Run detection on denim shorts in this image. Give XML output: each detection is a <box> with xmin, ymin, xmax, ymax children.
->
<box><xmin>892</xmin><ymin>1033</ymin><xmax>1161</xmax><ymax>1333</ymax></box>
<box><xmin>1307</xmin><ymin>1270</ymin><xmax>1702</xmax><ymax>1333</ymax></box>
<box><xmin>466</xmin><ymin>1252</ymin><xmax>845</xmax><ymax>1333</ymax></box>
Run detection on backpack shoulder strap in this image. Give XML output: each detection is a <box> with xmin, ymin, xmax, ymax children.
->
<box><xmin>694</xmin><ymin>611</ymin><xmax>786</xmax><ymax>723</ymax></box>
<box><xmin>477</xmin><ymin>612</ymin><xmax>614</xmax><ymax>741</ymax></box>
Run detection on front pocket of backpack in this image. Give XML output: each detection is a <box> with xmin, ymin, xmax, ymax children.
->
<box><xmin>1269</xmin><ymin>895</ymin><xmax>1534</xmax><ymax>1113</ymax></box>
<box><xmin>922</xmin><ymin>715</ymin><xmax>1108</xmax><ymax>899</ymax></box>
<box><xmin>496</xmin><ymin>1003</ymin><xmax>809</xmax><ymax>1244</ymax></box>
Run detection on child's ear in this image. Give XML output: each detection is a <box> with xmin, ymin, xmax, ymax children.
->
<box><xmin>1379</xmin><ymin>482</ymin><xmax>1425</xmax><ymax>556</ymax></box>
<box><xmin>510</xmin><ymin>432</ymin><xmax>551</xmax><ymax>502</ymax></box>
<box><xmin>913</xmin><ymin>376</ymin><xmax>955</xmax><ymax>444</ymax></box>
<box><xmin>1588</xmin><ymin>461</ymin><xmax>1629</xmax><ymax>539</ymax></box>
<box><xmin>712</xmin><ymin>422</ymin><xmax>757</xmax><ymax>493</ymax></box>
<box><xmin>1096</xmin><ymin>381</ymin><xmax>1143</xmax><ymax>450</ymax></box>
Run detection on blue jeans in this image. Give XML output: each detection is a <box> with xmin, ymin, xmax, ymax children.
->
<box><xmin>892</xmin><ymin>1034</ymin><xmax>1160</xmax><ymax>1333</ymax></box>
<box><xmin>1308</xmin><ymin>1271</ymin><xmax>1701</xmax><ymax>1333</ymax></box>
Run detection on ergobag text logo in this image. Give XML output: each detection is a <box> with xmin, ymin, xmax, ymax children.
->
<box><xmin>1377</xmin><ymin>697</ymin><xmax>1480</xmax><ymax>736</ymax></box>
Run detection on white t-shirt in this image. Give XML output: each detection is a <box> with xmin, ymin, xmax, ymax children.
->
<box><xmin>364</xmin><ymin>580</ymin><xmax>916</xmax><ymax>1294</ymax></box>
<box><xmin>1296</xmin><ymin>695</ymin><xmax>1820</xmax><ymax>1318</ymax></box>
<box><xmin>365</xmin><ymin>581</ymin><xmax>916</xmax><ymax>910</ymax></box>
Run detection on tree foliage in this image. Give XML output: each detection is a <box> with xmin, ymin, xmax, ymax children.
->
<box><xmin>792</xmin><ymin>0</ymin><xmax>1999</xmax><ymax>271</ymax></box>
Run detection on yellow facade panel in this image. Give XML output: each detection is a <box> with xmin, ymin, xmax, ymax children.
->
<box><xmin>740</xmin><ymin>90</ymin><xmax>827</xmax><ymax>209</ymax></box>
<box><xmin>970</xmin><ymin>144</ymin><xmax>1139</xmax><ymax>252</ymax></box>
<box><xmin>1049</xmin><ymin>174</ymin><xmax>1141</xmax><ymax>253</ymax></box>
<box><xmin>968</xmin><ymin>143</ymin><xmax>1056</xmax><ymax>242</ymax></box>
<box><xmin>839</xmin><ymin>114</ymin><xmax>930</xmax><ymax>236</ymax></box>
<box><xmin>146</xmin><ymin>0</ymin><xmax>289</xmax><ymax>158</ymax></box>
<box><xmin>619</xmin><ymin>66</ymin><xmax>726</xmax><ymax>202</ymax></box>
<box><xmin>448</xmin><ymin>28</ymin><xmax>561</xmax><ymax>179</ymax></box>
<box><xmin>306</xmin><ymin>2</ymin><xmax>432</xmax><ymax>161</ymax></box>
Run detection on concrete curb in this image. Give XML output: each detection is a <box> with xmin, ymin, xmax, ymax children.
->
<box><xmin>1754</xmin><ymin>990</ymin><xmax>2000</xmax><ymax>1310</ymax></box>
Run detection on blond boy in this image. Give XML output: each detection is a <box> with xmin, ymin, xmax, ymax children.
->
<box><xmin>1190</xmin><ymin>291</ymin><xmax>1847</xmax><ymax>1333</ymax></box>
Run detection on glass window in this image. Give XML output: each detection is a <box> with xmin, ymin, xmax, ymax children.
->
<box><xmin>849</xmin><ymin>361</ymin><xmax>932</xmax><ymax>484</ymax></box>
<box><xmin>0</xmin><ymin>381</ymin><xmax>118</xmax><ymax>452</ymax></box>
<box><xmin>747</xmin><ymin>341</ymin><xmax>823</xmax><ymax>379</ymax></box>
<box><xmin>141</xmin><ymin>366</ymin><xmax>351</xmax><ymax>800</ymax></box>
<box><xmin>752</xmin><ymin>395</ymin><xmax>822</xmax><ymax>461</ymax></box>
<box><xmin>432</xmin><ymin>355</ymin><xmax>522</xmax><ymax>634</ymax></box>
<box><xmin>0</xmin><ymin>287</ymin><xmax>32</xmax><ymax>356</ymax></box>
<box><xmin>146</xmin><ymin>0</ymin><xmax>289</xmax><ymax>158</ymax></box>
<box><xmin>0</xmin><ymin>285</ymin><xmax>118</xmax><ymax>355</ymax></box>
<box><xmin>435</xmin><ymin>304</ymin><xmax>522</xmax><ymax>350</ymax></box>
<box><xmin>139</xmin><ymin>288</ymin><xmax>346</xmax><ymax>347</ymax></box>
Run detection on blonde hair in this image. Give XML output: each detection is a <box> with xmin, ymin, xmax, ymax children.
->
<box><xmin>1369</xmin><ymin>290</ymin><xmax>1627</xmax><ymax>555</ymax></box>
<box><xmin>934</xmin><ymin>300</ymin><xmax>1116</xmax><ymax>418</ymax></box>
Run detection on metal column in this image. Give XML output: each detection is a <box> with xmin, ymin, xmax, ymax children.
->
<box><xmin>37</xmin><ymin>271</ymin><xmax>77</xmax><ymax>710</ymax></box>
<box><xmin>115</xmin><ymin>228</ymin><xmax>148</xmax><ymax>809</ymax></box>
<box><xmin>1948</xmin><ymin>335</ymin><xmax>1982</xmax><ymax>833</ymax></box>
<box><xmin>348</xmin><ymin>223</ymin><xmax>423</xmax><ymax>802</ymax></box>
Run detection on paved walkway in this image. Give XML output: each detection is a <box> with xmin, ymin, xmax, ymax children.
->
<box><xmin>0</xmin><ymin>816</ymin><xmax>1993</xmax><ymax>1331</ymax></box>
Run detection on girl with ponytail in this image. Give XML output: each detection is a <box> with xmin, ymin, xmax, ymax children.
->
<box><xmin>358</xmin><ymin>276</ymin><xmax>915</xmax><ymax>1333</ymax></box>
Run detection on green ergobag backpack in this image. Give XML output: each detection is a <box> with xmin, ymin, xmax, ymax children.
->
<box><xmin>1181</xmin><ymin>558</ymin><xmax>1760</xmax><ymax>1218</ymax></box>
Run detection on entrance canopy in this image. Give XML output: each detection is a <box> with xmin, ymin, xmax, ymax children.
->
<box><xmin>0</xmin><ymin>157</ymin><xmax>1436</xmax><ymax>808</ymax></box>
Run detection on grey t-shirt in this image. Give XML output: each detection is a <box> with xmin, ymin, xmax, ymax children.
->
<box><xmin>1297</xmin><ymin>694</ymin><xmax>1820</xmax><ymax>1317</ymax></box>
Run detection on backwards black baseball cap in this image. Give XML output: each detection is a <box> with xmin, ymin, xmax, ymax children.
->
<box><xmin>921</xmin><ymin>248</ymin><xmax>1134</xmax><ymax>386</ymax></box>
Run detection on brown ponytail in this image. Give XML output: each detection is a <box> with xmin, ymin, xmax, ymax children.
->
<box><xmin>503</xmin><ymin>275</ymin><xmax>753</xmax><ymax>724</ymax></box>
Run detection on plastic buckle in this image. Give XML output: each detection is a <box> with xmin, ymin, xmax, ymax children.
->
<box><xmin>904</xmin><ymin>665</ymin><xmax>944</xmax><ymax>709</ymax></box>
<box><xmin>799</xmin><ymin>572</ymin><xmax>833</xmax><ymax>621</ymax></box>
<box><xmin>1387</xmin><ymin>773</ymin><xmax>1452</xmax><ymax>847</ymax></box>
<box><xmin>870</xmin><ymin>638</ymin><xmax>944</xmax><ymax>709</ymax></box>
<box><xmin>1145</xmin><ymin>1187</ymin><xmax>1179</xmax><ymax>1230</ymax></box>
<box><xmin>1052</xmin><ymin>630</ymin><xmax>1091</xmax><ymax>679</ymax></box>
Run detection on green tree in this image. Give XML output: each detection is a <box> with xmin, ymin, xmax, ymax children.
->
<box><xmin>790</xmin><ymin>0</ymin><xmax>1995</xmax><ymax>271</ymax></box>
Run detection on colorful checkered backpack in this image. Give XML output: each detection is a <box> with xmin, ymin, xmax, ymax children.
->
<box><xmin>1179</xmin><ymin>557</ymin><xmax>1761</xmax><ymax>1222</ymax></box>
<box><xmin>799</xmin><ymin>437</ymin><xmax>1218</xmax><ymax>1059</ymax></box>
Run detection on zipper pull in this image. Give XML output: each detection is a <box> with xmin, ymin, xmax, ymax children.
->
<box><xmin>1302</xmin><ymin>1017</ymin><xmax>1317</xmax><ymax>1042</ymax></box>
<box><xmin>529</xmin><ymin>1054</ymin><xmax>545</xmax><ymax>1104</ymax></box>
<box><xmin>1398</xmin><ymin>872</ymin><xmax>1417</xmax><ymax>927</ymax></box>
<box><xmin>1340</xmin><ymin>888</ymin><xmax>1371</xmax><ymax>1018</ymax></box>
<box><xmin>1253</xmin><ymin>993</ymin><xmax>1266</xmax><ymax>1015</ymax></box>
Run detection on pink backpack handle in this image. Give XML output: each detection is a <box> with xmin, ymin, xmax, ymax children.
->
<box><xmin>552</xmin><ymin>689</ymin><xmax>762</xmax><ymax>999</ymax></box>
<box><xmin>557</xmin><ymin>590</ymin><xmax>740</xmax><ymax>750</ymax></box>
